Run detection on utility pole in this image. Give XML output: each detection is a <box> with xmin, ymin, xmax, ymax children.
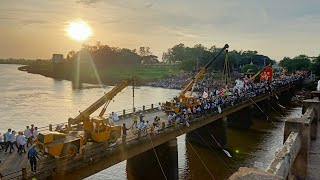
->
<box><xmin>196</xmin><ymin>58</ymin><xmax>199</xmax><ymax>72</ymax></box>
<box><xmin>132</xmin><ymin>79</ymin><xmax>135</xmax><ymax>113</ymax></box>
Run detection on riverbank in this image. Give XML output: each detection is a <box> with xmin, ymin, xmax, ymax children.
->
<box><xmin>17</xmin><ymin>62</ymin><xmax>180</xmax><ymax>86</ymax></box>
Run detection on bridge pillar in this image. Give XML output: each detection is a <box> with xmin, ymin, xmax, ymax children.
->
<box><xmin>228</xmin><ymin>107</ymin><xmax>253</xmax><ymax>129</ymax></box>
<box><xmin>126</xmin><ymin>138</ymin><xmax>178</xmax><ymax>180</ymax></box>
<box><xmin>283</xmin><ymin>98</ymin><xmax>320</xmax><ymax>180</ymax></box>
<box><xmin>302</xmin><ymin>99</ymin><xmax>320</xmax><ymax>140</ymax></box>
<box><xmin>186</xmin><ymin>116</ymin><xmax>227</xmax><ymax>148</ymax></box>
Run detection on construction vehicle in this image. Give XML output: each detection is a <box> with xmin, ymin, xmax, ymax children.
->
<box><xmin>162</xmin><ymin>44</ymin><xmax>229</xmax><ymax>113</ymax></box>
<box><xmin>37</xmin><ymin>78</ymin><xmax>134</xmax><ymax>158</ymax></box>
<box><xmin>37</xmin><ymin>131</ymin><xmax>85</xmax><ymax>158</ymax></box>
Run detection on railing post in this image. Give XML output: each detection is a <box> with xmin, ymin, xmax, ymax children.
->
<box><xmin>123</xmin><ymin>109</ymin><xmax>125</xmax><ymax>115</ymax></box>
<box><xmin>22</xmin><ymin>168</ymin><xmax>27</xmax><ymax>179</ymax></box>
<box><xmin>143</xmin><ymin>105</ymin><xmax>145</xmax><ymax>111</ymax></box>
<box><xmin>49</xmin><ymin>124</ymin><xmax>52</xmax><ymax>131</ymax></box>
<box><xmin>151</xmin><ymin>104</ymin><xmax>153</xmax><ymax>109</ymax></box>
<box><xmin>162</xmin><ymin>122</ymin><xmax>166</xmax><ymax>130</ymax></box>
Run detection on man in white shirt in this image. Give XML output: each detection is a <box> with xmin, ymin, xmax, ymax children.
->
<box><xmin>17</xmin><ymin>131</ymin><xmax>26</xmax><ymax>155</ymax></box>
<box><xmin>24</xmin><ymin>126</ymin><xmax>32</xmax><ymax>147</ymax></box>
<box><xmin>5</xmin><ymin>128</ymin><xmax>13</xmax><ymax>153</ymax></box>
<box><xmin>33</xmin><ymin>127</ymin><xmax>38</xmax><ymax>140</ymax></box>
<box><xmin>11</xmin><ymin>131</ymin><xmax>18</xmax><ymax>150</ymax></box>
<box><xmin>0</xmin><ymin>133</ymin><xmax>4</xmax><ymax>150</ymax></box>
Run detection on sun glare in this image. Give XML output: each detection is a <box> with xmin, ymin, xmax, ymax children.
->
<box><xmin>66</xmin><ymin>20</ymin><xmax>92</xmax><ymax>42</ymax></box>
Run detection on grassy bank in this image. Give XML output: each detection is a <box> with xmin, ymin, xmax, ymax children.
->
<box><xmin>19</xmin><ymin>62</ymin><xmax>179</xmax><ymax>85</ymax></box>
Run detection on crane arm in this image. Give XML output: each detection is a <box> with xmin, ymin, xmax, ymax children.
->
<box><xmin>178</xmin><ymin>44</ymin><xmax>229</xmax><ymax>98</ymax></box>
<box><xmin>68</xmin><ymin>78</ymin><xmax>133</xmax><ymax>125</ymax></box>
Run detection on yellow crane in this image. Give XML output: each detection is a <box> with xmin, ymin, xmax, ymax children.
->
<box><xmin>162</xmin><ymin>44</ymin><xmax>229</xmax><ymax>113</ymax></box>
<box><xmin>37</xmin><ymin>78</ymin><xmax>134</xmax><ymax>158</ymax></box>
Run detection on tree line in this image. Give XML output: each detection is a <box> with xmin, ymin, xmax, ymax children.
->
<box><xmin>279</xmin><ymin>55</ymin><xmax>320</xmax><ymax>77</ymax></box>
<box><xmin>2</xmin><ymin>42</ymin><xmax>319</xmax><ymax>78</ymax></box>
<box><xmin>65</xmin><ymin>42</ymin><xmax>274</xmax><ymax>73</ymax></box>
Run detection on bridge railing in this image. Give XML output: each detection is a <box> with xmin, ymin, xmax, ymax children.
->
<box><xmin>229</xmin><ymin>94</ymin><xmax>320</xmax><ymax>180</ymax></box>
<box><xmin>35</xmin><ymin>102</ymin><xmax>161</xmax><ymax>132</ymax></box>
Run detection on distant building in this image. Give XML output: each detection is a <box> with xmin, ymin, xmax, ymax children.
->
<box><xmin>52</xmin><ymin>54</ymin><xmax>63</xmax><ymax>64</ymax></box>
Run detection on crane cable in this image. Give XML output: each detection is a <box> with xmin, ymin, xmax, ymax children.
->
<box><xmin>147</xmin><ymin>134</ymin><xmax>168</xmax><ymax>180</ymax></box>
<box><xmin>193</xmin><ymin>130</ymin><xmax>237</xmax><ymax>173</ymax></box>
<box><xmin>176</xmin><ymin>126</ymin><xmax>215</xmax><ymax>180</ymax></box>
<box><xmin>248</xmin><ymin>97</ymin><xmax>276</xmax><ymax>126</ymax></box>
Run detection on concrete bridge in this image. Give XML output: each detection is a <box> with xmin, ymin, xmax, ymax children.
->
<box><xmin>0</xmin><ymin>79</ymin><xmax>302</xmax><ymax>180</ymax></box>
<box><xmin>229</xmin><ymin>91</ymin><xmax>320</xmax><ymax>180</ymax></box>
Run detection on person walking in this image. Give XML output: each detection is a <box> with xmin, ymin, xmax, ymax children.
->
<box><xmin>139</xmin><ymin>113</ymin><xmax>144</xmax><ymax>123</ymax></box>
<box><xmin>0</xmin><ymin>133</ymin><xmax>4</xmax><ymax>151</ymax></box>
<box><xmin>28</xmin><ymin>145</ymin><xmax>40</xmax><ymax>174</ymax></box>
<box><xmin>17</xmin><ymin>131</ymin><xmax>26</xmax><ymax>155</ymax></box>
<box><xmin>131</xmin><ymin>113</ymin><xmax>138</xmax><ymax>129</ymax></box>
<box><xmin>10</xmin><ymin>131</ymin><xmax>19</xmax><ymax>151</ymax></box>
<box><xmin>4</xmin><ymin>129</ymin><xmax>13</xmax><ymax>154</ymax></box>
<box><xmin>122</xmin><ymin>123</ymin><xmax>130</xmax><ymax>143</ymax></box>
<box><xmin>33</xmin><ymin>127</ymin><xmax>38</xmax><ymax>141</ymax></box>
<box><xmin>24</xmin><ymin>126</ymin><xmax>32</xmax><ymax>147</ymax></box>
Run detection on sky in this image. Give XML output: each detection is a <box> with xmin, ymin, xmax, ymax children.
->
<box><xmin>0</xmin><ymin>0</ymin><xmax>320</xmax><ymax>61</ymax></box>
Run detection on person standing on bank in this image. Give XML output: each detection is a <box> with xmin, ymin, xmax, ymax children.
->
<box><xmin>28</xmin><ymin>144</ymin><xmax>40</xmax><ymax>174</ymax></box>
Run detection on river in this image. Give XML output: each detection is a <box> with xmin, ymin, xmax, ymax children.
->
<box><xmin>0</xmin><ymin>64</ymin><xmax>302</xmax><ymax>180</ymax></box>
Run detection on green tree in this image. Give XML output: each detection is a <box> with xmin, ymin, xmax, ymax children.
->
<box><xmin>310</xmin><ymin>55</ymin><xmax>320</xmax><ymax>77</ymax></box>
<box><xmin>241</xmin><ymin>64</ymin><xmax>259</xmax><ymax>73</ymax></box>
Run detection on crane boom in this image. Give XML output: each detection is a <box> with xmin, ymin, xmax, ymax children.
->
<box><xmin>68</xmin><ymin>78</ymin><xmax>133</xmax><ymax>125</ymax></box>
<box><xmin>178</xmin><ymin>44</ymin><xmax>229</xmax><ymax>98</ymax></box>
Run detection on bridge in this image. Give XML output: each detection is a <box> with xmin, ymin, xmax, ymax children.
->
<box><xmin>0</xmin><ymin>79</ymin><xmax>302</xmax><ymax>179</ymax></box>
<box><xmin>229</xmin><ymin>91</ymin><xmax>320</xmax><ymax>180</ymax></box>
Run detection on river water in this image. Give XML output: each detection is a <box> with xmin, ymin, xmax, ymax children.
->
<box><xmin>0</xmin><ymin>64</ymin><xmax>302</xmax><ymax>180</ymax></box>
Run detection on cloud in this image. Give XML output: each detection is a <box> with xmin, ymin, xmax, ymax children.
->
<box><xmin>172</xmin><ymin>31</ymin><xmax>197</xmax><ymax>38</ymax></box>
<box><xmin>145</xmin><ymin>3</ymin><xmax>153</xmax><ymax>8</ymax></box>
<box><xmin>76</xmin><ymin>0</ymin><xmax>104</xmax><ymax>6</ymax></box>
<box><xmin>21</xmin><ymin>20</ymin><xmax>47</xmax><ymax>25</ymax></box>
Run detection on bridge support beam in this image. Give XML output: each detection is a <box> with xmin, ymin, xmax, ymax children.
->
<box><xmin>283</xmin><ymin>99</ymin><xmax>320</xmax><ymax>180</ymax></box>
<box><xmin>126</xmin><ymin>138</ymin><xmax>178</xmax><ymax>180</ymax></box>
<box><xmin>302</xmin><ymin>99</ymin><xmax>320</xmax><ymax>140</ymax></box>
<box><xmin>186</xmin><ymin>116</ymin><xmax>227</xmax><ymax>148</ymax></box>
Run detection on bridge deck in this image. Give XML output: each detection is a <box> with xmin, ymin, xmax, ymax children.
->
<box><xmin>0</xmin><ymin>110</ymin><xmax>167</xmax><ymax>179</ymax></box>
<box><xmin>307</xmin><ymin>118</ymin><xmax>320</xmax><ymax>180</ymax></box>
<box><xmin>0</xmin><ymin>83</ymin><xmax>296</xmax><ymax>179</ymax></box>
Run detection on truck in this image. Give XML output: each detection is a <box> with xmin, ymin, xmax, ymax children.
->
<box><xmin>37</xmin><ymin>78</ymin><xmax>134</xmax><ymax>158</ymax></box>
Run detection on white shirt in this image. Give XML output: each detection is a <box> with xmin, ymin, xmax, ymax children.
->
<box><xmin>24</xmin><ymin>129</ymin><xmax>32</xmax><ymax>138</ymax></box>
<box><xmin>0</xmin><ymin>134</ymin><xmax>3</xmax><ymax>142</ymax></box>
<box><xmin>33</xmin><ymin>130</ymin><xmax>38</xmax><ymax>138</ymax></box>
<box><xmin>17</xmin><ymin>135</ymin><xmax>26</xmax><ymax>145</ymax></box>
<box><xmin>10</xmin><ymin>133</ymin><xmax>16</xmax><ymax>142</ymax></box>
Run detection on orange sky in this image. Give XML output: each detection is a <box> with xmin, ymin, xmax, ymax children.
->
<box><xmin>0</xmin><ymin>0</ymin><xmax>320</xmax><ymax>61</ymax></box>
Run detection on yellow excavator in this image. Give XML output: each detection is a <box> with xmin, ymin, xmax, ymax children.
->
<box><xmin>162</xmin><ymin>44</ymin><xmax>229</xmax><ymax>113</ymax></box>
<box><xmin>37</xmin><ymin>78</ymin><xmax>134</xmax><ymax>158</ymax></box>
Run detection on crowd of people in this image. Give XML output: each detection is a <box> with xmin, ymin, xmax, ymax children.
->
<box><xmin>126</xmin><ymin>72</ymin><xmax>305</xmax><ymax>141</ymax></box>
<box><xmin>0</xmin><ymin>124</ymin><xmax>38</xmax><ymax>154</ymax></box>
<box><xmin>0</xmin><ymin>124</ymin><xmax>40</xmax><ymax>174</ymax></box>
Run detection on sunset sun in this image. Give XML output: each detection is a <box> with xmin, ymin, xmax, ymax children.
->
<box><xmin>66</xmin><ymin>20</ymin><xmax>92</xmax><ymax>41</ymax></box>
